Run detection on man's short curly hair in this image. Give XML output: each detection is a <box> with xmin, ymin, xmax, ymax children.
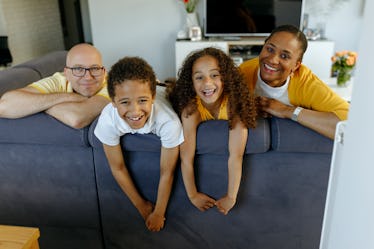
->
<box><xmin>107</xmin><ymin>56</ymin><xmax>157</xmax><ymax>100</ymax></box>
<box><xmin>167</xmin><ymin>47</ymin><xmax>257</xmax><ymax>129</ymax></box>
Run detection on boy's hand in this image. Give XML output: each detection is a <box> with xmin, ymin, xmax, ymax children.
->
<box><xmin>189</xmin><ymin>192</ymin><xmax>216</xmax><ymax>211</ymax></box>
<box><xmin>145</xmin><ymin>212</ymin><xmax>166</xmax><ymax>232</ymax></box>
<box><xmin>137</xmin><ymin>200</ymin><xmax>154</xmax><ymax>220</ymax></box>
<box><xmin>215</xmin><ymin>195</ymin><xmax>236</xmax><ymax>215</ymax></box>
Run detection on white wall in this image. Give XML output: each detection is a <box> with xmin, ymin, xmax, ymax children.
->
<box><xmin>0</xmin><ymin>1</ymin><xmax>7</xmax><ymax>35</ymax></box>
<box><xmin>88</xmin><ymin>0</ymin><xmax>186</xmax><ymax>81</ymax></box>
<box><xmin>319</xmin><ymin>0</ymin><xmax>374</xmax><ymax>248</ymax></box>
<box><xmin>304</xmin><ymin>0</ymin><xmax>364</xmax><ymax>52</ymax></box>
<box><xmin>89</xmin><ymin>0</ymin><xmax>363</xmax><ymax>81</ymax></box>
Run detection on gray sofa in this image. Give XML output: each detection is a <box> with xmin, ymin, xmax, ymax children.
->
<box><xmin>0</xmin><ymin>51</ymin><xmax>334</xmax><ymax>249</ymax></box>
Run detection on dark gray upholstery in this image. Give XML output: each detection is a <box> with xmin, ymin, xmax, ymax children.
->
<box><xmin>0</xmin><ymin>67</ymin><xmax>40</xmax><ymax>95</ymax></box>
<box><xmin>271</xmin><ymin>117</ymin><xmax>333</xmax><ymax>152</ymax></box>
<box><xmin>0</xmin><ymin>51</ymin><xmax>334</xmax><ymax>249</ymax></box>
<box><xmin>0</xmin><ymin>114</ymin><xmax>103</xmax><ymax>249</ymax></box>
<box><xmin>88</xmin><ymin>117</ymin><xmax>332</xmax><ymax>249</ymax></box>
<box><xmin>0</xmin><ymin>50</ymin><xmax>67</xmax><ymax>96</ymax></box>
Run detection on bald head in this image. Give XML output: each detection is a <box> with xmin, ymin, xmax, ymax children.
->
<box><xmin>66</xmin><ymin>43</ymin><xmax>103</xmax><ymax>66</ymax></box>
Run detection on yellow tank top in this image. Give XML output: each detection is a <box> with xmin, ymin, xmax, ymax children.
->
<box><xmin>196</xmin><ymin>96</ymin><xmax>228</xmax><ymax>121</ymax></box>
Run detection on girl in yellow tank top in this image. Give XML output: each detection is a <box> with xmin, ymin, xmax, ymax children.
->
<box><xmin>196</xmin><ymin>95</ymin><xmax>228</xmax><ymax>121</ymax></box>
<box><xmin>167</xmin><ymin>47</ymin><xmax>257</xmax><ymax>216</ymax></box>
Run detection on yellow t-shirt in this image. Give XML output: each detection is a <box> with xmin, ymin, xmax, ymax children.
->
<box><xmin>196</xmin><ymin>95</ymin><xmax>228</xmax><ymax>121</ymax></box>
<box><xmin>239</xmin><ymin>57</ymin><xmax>350</xmax><ymax>120</ymax></box>
<box><xmin>29</xmin><ymin>72</ymin><xmax>109</xmax><ymax>99</ymax></box>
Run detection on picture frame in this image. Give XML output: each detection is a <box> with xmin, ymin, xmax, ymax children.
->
<box><xmin>189</xmin><ymin>26</ymin><xmax>202</xmax><ymax>41</ymax></box>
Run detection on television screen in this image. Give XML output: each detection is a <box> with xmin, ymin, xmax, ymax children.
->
<box><xmin>204</xmin><ymin>0</ymin><xmax>305</xmax><ymax>38</ymax></box>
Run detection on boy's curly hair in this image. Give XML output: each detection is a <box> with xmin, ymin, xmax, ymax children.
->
<box><xmin>107</xmin><ymin>56</ymin><xmax>157</xmax><ymax>100</ymax></box>
<box><xmin>167</xmin><ymin>47</ymin><xmax>257</xmax><ymax>129</ymax></box>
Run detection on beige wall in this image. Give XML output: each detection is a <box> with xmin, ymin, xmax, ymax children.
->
<box><xmin>1</xmin><ymin>0</ymin><xmax>64</xmax><ymax>65</ymax></box>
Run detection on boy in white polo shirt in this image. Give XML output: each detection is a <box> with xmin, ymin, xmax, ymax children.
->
<box><xmin>94</xmin><ymin>57</ymin><xmax>184</xmax><ymax>232</ymax></box>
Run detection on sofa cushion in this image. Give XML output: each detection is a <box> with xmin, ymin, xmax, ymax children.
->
<box><xmin>270</xmin><ymin>117</ymin><xmax>333</xmax><ymax>153</ymax></box>
<box><xmin>89</xmin><ymin>118</ymin><xmax>270</xmax><ymax>154</ymax></box>
<box><xmin>14</xmin><ymin>50</ymin><xmax>67</xmax><ymax>78</ymax></box>
<box><xmin>0</xmin><ymin>67</ymin><xmax>41</xmax><ymax>96</ymax></box>
<box><xmin>0</xmin><ymin>112</ymin><xmax>89</xmax><ymax>146</ymax></box>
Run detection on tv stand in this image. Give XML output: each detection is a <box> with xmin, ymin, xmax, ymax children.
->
<box><xmin>222</xmin><ymin>36</ymin><xmax>242</xmax><ymax>41</ymax></box>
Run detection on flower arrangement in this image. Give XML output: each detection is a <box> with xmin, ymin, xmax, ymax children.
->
<box><xmin>180</xmin><ymin>0</ymin><xmax>198</xmax><ymax>13</ymax></box>
<box><xmin>331</xmin><ymin>50</ymin><xmax>358</xmax><ymax>86</ymax></box>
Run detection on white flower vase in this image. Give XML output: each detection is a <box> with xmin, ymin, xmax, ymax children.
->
<box><xmin>186</xmin><ymin>12</ymin><xmax>199</xmax><ymax>28</ymax></box>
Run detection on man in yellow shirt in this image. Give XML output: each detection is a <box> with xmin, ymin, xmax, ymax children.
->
<box><xmin>0</xmin><ymin>43</ymin><xmax>110</xmax><ymax>129</ymax></box>
<box><xmin>239</xmin><ymin>25</ymin><xmax>349</xmax><ymax>139</ymax></box>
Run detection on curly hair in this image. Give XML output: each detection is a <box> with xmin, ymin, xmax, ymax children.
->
<box><xmin>107</xmin><ymin>56</ymin><xmax>157</xmax><ymax>100</ymax></box>
<box><xmin>167</xmin><ymin>47</ymin><xmax>257</xmax><ymax>129</ymax></box>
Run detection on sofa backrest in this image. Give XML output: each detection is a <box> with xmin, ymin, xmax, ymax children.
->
<box><xmin>270</xmin><ymin>117</ymin><xmax>333</xmax><ymax>153</ymax></box>
<box><xmin>88</xmin><ymin>117</ymin><xmax>271</xmax><ymax>154</ymax></box>
<box><xmin>0</xmin><ymin>112</ymin><xmax>89</xmax><ymax>147</ymax></box>
<box><xmin>196</xmin><ymin>118</ymin><xmax>270</xmax><ymax>154</ymax></box>
<box><xmin>0</xmin><ymin>67</ymin><xmax>41</xmax><ymax>96</ymax></box>
<box><xmin>0</xmin><ymin>50</ymin><xmax>67</xmax><ymax>96</ymax></box>
<box><xmin>13</xmin><ymin>50</ymin><xmax>67</xmax><ymax>78</ymax></box>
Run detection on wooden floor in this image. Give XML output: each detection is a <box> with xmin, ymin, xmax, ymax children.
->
<box><xmin>0</xmin><ymin>225</ymin><xmax>40</xmax><ymax>249</ymax></box>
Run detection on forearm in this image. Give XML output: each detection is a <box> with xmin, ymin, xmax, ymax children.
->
<box><xmin>153</xmin><ymin>146</ymin><xmax>179</xmax><ymax>215</ymax></box>
<box><xmin>111</xmin><ymin>167</ymin><xmax>146</xmax><ymax>208</ymax></box>
<box><xmin>227</xmin><ymin>155</ymin><xmax>243</xmax><ymax>200</ymax></box>
<box><xmin>103</xmin><ymin>144</ymin><xmax>146</xmax><ymax>209</ymax></box>
<box><xmin>227</xmin><ymin>123</ymin><xmax>247</xmax><ymax>200</ymax></box>
<box><xmin>295</xmin><ymin>108</ymin><xmax>340</xmax><ymax>139</ymax></box>
<box><xmin>45</xmin><ymin>95</ymin><xmax>109</xmax><ymax>129</ymax></box>
<box><xmin>153</xmin><ymin>170</ymin><xmax>175</xmax><ymax>216</ymax></box>
<box><xmin>0</xmin><ymin>89</ymin><xmax>84</xmax><ymax>118</ymax></box>
<box><xmin>260</xmin><ymin>97</ymin><xmax>340</xmax><ymax>139</ymax></box>
<box><xmin>180</xmin><ymin>160</ymin><xmax>198</xmax><ymax>198</ymax></box>
<box><xmin>180</xmin><ymin>137</ymin><xmax>198</xmax><ymax>198</ymax></box>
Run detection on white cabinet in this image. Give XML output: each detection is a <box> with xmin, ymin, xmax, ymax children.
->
<box><xmin>175</xmin><ymin>39</ymin><xmax>335</xmax><ymax>79</ymax></box>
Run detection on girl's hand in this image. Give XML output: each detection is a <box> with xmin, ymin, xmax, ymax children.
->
<box><xmin>189</xmin><ymin>192</ymin><xmax>216</xmax><ymax>211</ymax></box>
<box><xmin>215</xmin><ymin>195</ymin><xmax>236</xmax><ymax>215</ymax></box>
<box><xmin>145</xmin><ymin>212</ymin><xmax>166</xmax><ymax>232</ymax></box>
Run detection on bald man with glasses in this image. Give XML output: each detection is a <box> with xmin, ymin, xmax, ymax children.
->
<box><xmin>0</xmin><ymin>43</ymin><xmax>110</xmax><ymax>129</ymax></box>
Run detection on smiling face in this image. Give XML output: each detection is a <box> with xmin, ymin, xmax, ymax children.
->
<box><xmin>112</xmin><ymin>80</ymin><xmax>154</xmax><ymax>129</ymax></box>
<box><xmin>192</xmin><ymin>55</ymin><xmax>224</xmax><ymax>107</ymax></box>
<box><xmin>64</xmin><ymin>44</ymin><xmax>106</xmax><ymax>97</ymax></box>
<box><xmin>259</xmin><ymin>31</ymin><xmax>302</xmax><ymax>87</ymax></box>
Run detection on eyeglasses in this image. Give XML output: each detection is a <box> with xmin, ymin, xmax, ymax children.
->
<box><xmin>65</xmin><ymin>66</ymin><xmax>104</xmax><ymax>77</ymax></box>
